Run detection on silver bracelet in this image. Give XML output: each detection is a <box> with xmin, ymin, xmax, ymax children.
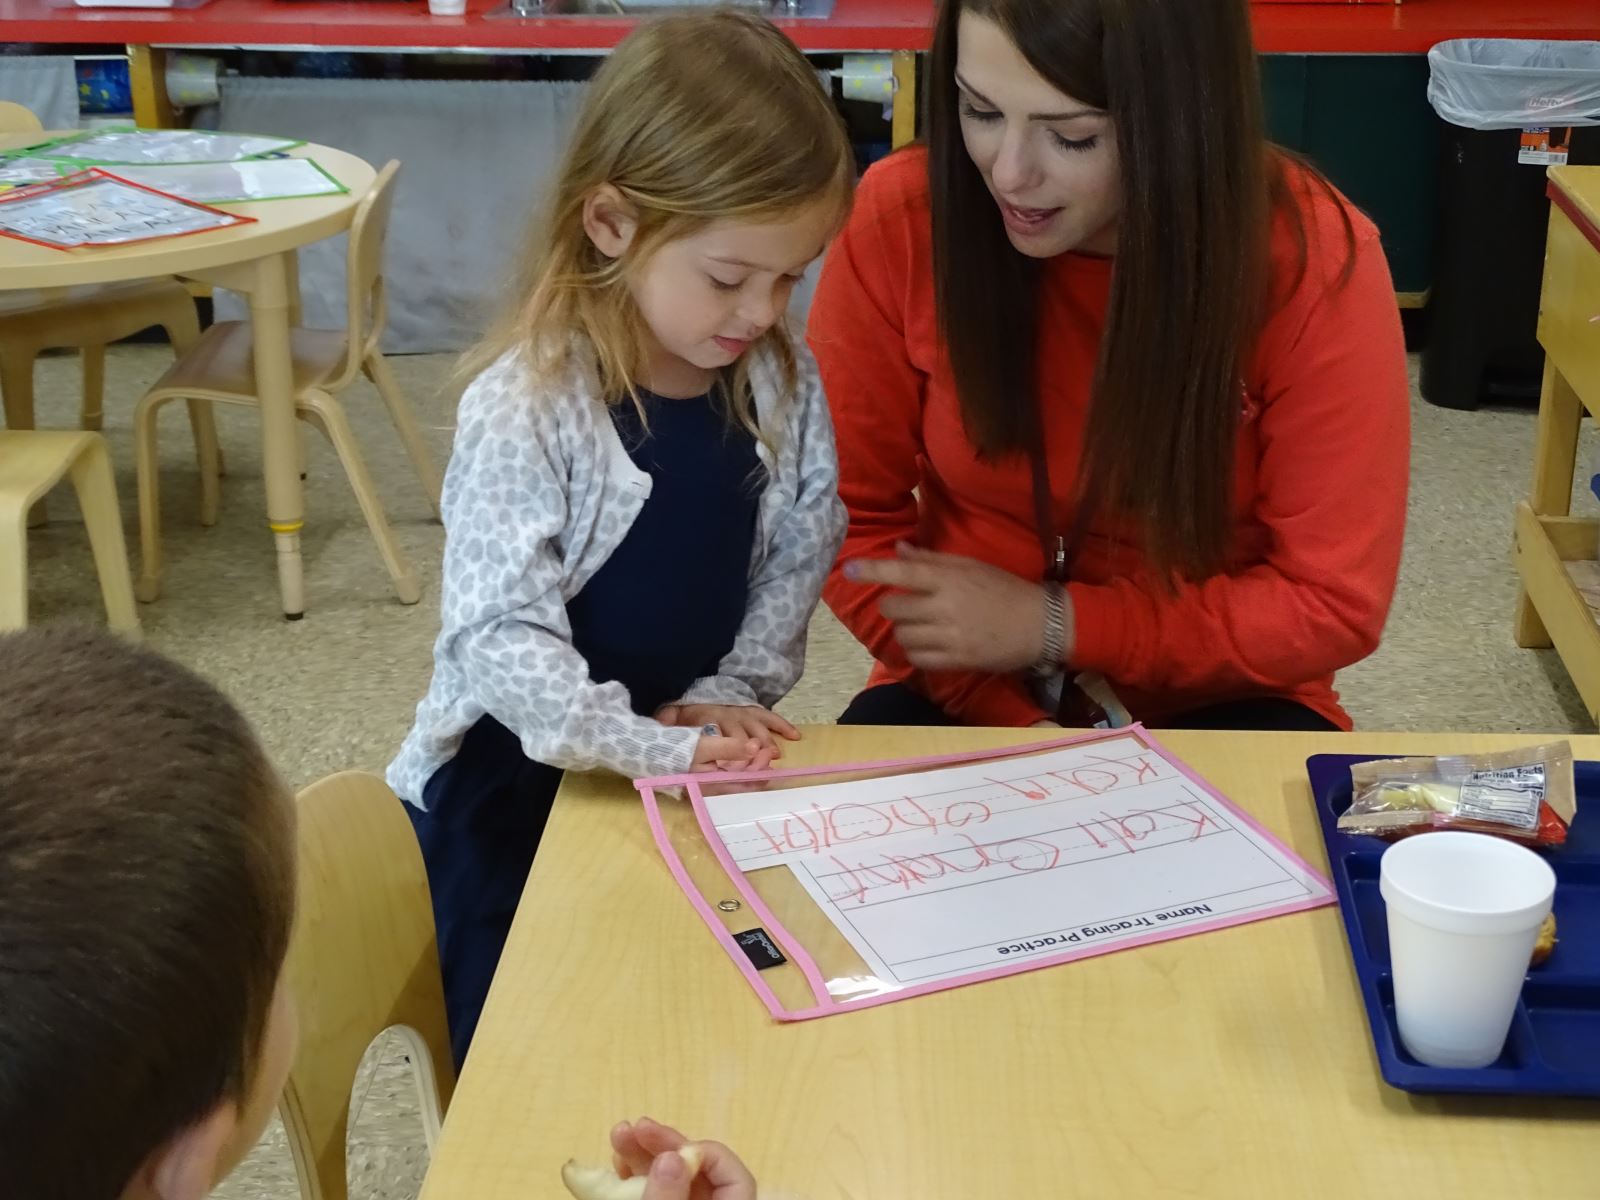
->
<box><xmin>1031</xmin><ymin>582</ymin><xmax>1066</xmax><ymax>679</ymax></box>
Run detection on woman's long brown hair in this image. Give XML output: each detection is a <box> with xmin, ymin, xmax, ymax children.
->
<box><xmin>928</xmin><ymin>0</ymin><xmax>1350</xmax><ymax>579</ymax></box>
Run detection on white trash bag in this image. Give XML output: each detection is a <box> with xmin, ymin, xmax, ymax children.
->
<box><xmin>1428</xmin><ymin>39</ymin><xmax>1600</xmax><ymax>131</ymax></box>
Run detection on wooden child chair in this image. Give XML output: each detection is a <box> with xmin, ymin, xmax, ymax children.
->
<box><xmin>0</xmin><ymin>101</ymin><xmax>42</xmax><ymax>130</ymax></box>
<box><xmin>0</xmin><ymin>102</ymin><xmax>220</xmax><ymax>526</ymax></box>
<box><xmin>133</xmin><ymin>161</ymin><xmax>442</xmax><ymax>606</ymax></box>
<box><xmin>0</xmin><ymin>430</ymin><xmax>139</xmax><ymax>635</ymax></box>
<box><xmin>281</xmin><ymin>771</ymin><xmax>455</xmax><ymax>1200</ymax></box>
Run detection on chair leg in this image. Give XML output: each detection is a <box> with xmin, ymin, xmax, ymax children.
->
<box><xmin>186</xmin><ymin>399</ymin><xmax>222</xmax><ymax>527</ymax></box>
<box><xmin>0</xmin><ymin>346</ymin><xmax>37</xmax><ymax>431</ymax></box>
<box><xmin>364</xmin><ymin>352</ymin><xmax>442</xmax><ymax>518</ymax></box>
<box><xmin>133</xmin><ymin>391</ymin><xmax>179</xmax><ymax>604</ymax></box>
<box><xmin>277</xmin><ymin>1088</ymin><xmax>349</xmax><ymax>1200</ymax></box>
<box><xmin>70</xmin><ymin>437</ymin><xmax>140</xmax><ymax>638</ymax></box>
<box><xmin>160</xmin><ymin>300</ymin><xmax>226</xmax><ymax>483</ymax></box>
<box><xmin>0</xmin><ymin>508</ymin><xmax>27</xmax><ymax>630</ymax></box>
<box><xmin>163</xmin><ymin>295</ymin><xmax>201</xmax><ymax>356</ymax></box>
<box><xmin>80</xmin><ymin>344</ymin><xmax>105</xmax><ymax>431</ymax></box>
<box><xmin>0</xmin><ymin>348</ymin><xmax>47</xmax><ymax>528</ymax></box>
<box><xmin>304</xmin><ymin>395</ymin><xmax>421</xmax><ymax>605</ymax></box>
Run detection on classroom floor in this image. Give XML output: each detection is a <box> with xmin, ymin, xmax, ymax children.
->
<box><xmin>17</xmin><ymin>344</ymin><xmax>1599</xmax><ymax>1198</ymax></box>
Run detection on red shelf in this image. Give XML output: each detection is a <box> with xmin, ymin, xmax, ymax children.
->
<box><xmin>0</xmin><ymin>0</ymin><xmax>1596</xmax><ymax>58</ymax></box>
<box><xmin>1254</xmin><ymin>0</ymin><xmax>1600</xmax><ymax>54</ymax></box>
<box><xmin>0</xmin><ymin>0</ymin><xmax>931</xmax><ymax>51</ymax></box>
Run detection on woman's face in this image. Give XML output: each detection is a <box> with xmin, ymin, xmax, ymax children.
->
<box><xmin>955</xmin><ymin>11</ymin><xmax>1121</xmax><ymax>258</ymax></box>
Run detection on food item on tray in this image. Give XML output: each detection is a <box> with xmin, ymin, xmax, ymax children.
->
<box><xmin>1339</xmin><ymin>742</ymin><xmax>1574</xmax><ymax>847</ymax></box>
<box><xmin>1530</xmin><ymin>912</ymin><xmax>1558</xmax><ymax>968</ymax></box>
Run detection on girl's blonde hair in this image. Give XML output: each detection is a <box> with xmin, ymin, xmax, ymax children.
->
<box><xmin>466</xmin><ymin>10</ymin><xmax>855</xmax><ymax>436</ymax></box>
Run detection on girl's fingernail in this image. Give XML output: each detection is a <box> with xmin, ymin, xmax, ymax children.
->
<box><xmin>843</xmin><ymin>560</ymin><xmax>862</xmax><ymax>581</ymax></box>
<box><xmin>651</xmin><ymin>1152</ymin><xmax>686</xmax><ymax>1182</ymax></box>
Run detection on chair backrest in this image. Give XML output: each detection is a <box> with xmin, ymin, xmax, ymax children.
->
<box><xmin>0</xmin><ymin>102</ymin><xmax>42</xmax><ymax>134</ymax></box>
<box><xmin>330</xmin><ymin>160</ymin><xmax>402</xmax><ymax>392</ymax></box>
<box><xmin>278</xmin><ymin>771</ymin><xmax>455</xmax><ymax>1200</ymax></box>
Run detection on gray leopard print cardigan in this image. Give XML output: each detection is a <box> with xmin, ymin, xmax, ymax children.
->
<box><xmin>388</xmin><ymin>343</ymin><xmax>846</xmax><ymax>805</ymax></box>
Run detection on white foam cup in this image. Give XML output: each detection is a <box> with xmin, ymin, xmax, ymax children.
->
<box><xmin>1379</xmin><ymin>831</ymin><xmax>1555</xmax><ymax>1069</ymax></box>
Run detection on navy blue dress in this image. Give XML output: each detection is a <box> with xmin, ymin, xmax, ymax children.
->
<box><xmin>407</xmin><ymin>388</ymin><xmax>762</xmax><ymax>1066</ymax></box>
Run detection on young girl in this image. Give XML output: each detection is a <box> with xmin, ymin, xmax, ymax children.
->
<box><xmin>388</xmin><ymin>11</ymin><xmax>853</xmax><ymax>1064</ymax></box>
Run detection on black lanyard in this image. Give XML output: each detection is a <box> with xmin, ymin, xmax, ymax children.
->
<box><xmin>1028</xmin><ymin>435</ymin><xmax>1089</xmax><ymax>584</ymax></box>
<box><xmin>1027</xmin><ymin>407</ymin><xmax>1106</xmax><ymax>727</ymax></box>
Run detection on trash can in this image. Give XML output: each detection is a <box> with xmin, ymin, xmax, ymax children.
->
<box><xmin>1420</xmin><ymin>39</ymin><xmax>1600</xmax><ymax>411</ymax></box>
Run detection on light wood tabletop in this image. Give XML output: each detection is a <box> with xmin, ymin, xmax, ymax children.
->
<box><xmin>0</xmin><ymin>135</ymin><xmax>373</xmax><ymax>289</ymax></box>
<box><xmin>421</xmin><ymin>727</ymin><xmax>1600</xmax><ymax>1199</ymax></box>
<box><xmin>416</xmin><ymin>729</ymin><xmax>1600</xmax><ymax>1196</ymax></box>
<box><xmin>0</xmin><ymin>134</ymin><xmax>376</xmax><ymax>619</ymax></box>
<box><xmin>1550</xmin><ymin>164</ymin><xmax>1600</xmax><ymax>236</ymax></box>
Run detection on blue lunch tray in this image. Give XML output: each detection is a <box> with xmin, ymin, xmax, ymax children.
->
<box><xmin>1306</xmin><ymin>753</ymin><xmax>1600</xmax><ymax>1097</ymax></box>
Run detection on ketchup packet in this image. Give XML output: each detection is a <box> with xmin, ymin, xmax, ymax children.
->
<box><xmin>1339</xmin><ymin>742</ymin><xmax>1573</xmax><ymax>847</ymax></box>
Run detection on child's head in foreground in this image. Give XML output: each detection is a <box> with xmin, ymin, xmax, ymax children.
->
<box><xmin>0</xmin><ymin>628</ymin><xmax>297</xmax><ymax>1200</ymax></box>
<box><xmin>477</xmin><ymin>9</ymin><xmax>855</xmax><ymax>421</ymax></box>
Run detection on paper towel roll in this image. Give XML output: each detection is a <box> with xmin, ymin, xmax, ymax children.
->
<box><xmin>838</xmin><ymin>54</ymin><xmax>895</xmax><ymax>107</ymax></box>
<box><xmin>166</xmin><ymin>54</ymin><xmax>221</xmax><ymax>108</ymax></box>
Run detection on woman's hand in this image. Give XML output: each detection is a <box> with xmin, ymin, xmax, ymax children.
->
<box><xmin>611</xmin><ymin>1117</ymin><xmax>757</xmax><ymax>1200</ymax></box>
<box><xmin>845</xmin><ymin>543</ymin><xmax>1064</xmax><ymax>673</ymax></box>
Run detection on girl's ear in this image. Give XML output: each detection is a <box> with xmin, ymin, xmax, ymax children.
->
<box><xmin>583</xmin><ymin>184</ymin><xmax>639</xmax><ymax>260</ymax></box>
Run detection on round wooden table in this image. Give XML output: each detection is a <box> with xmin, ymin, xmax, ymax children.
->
<box><xmin>0</xmin><ymin>135</ymin><xmax>377</xmax><ymax>618</ymax></box>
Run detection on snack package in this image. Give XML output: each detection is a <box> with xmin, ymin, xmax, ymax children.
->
<box><xmin>1339</xmin><ymin>742</ymin><xmax>1574</xmax><ymax>847</ymax></box>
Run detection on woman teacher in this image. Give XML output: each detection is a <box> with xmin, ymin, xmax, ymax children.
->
<box><xmin>809</xmin><ymin>0</ymin><xmax>1409</xmax><ymax>731</ymax></box>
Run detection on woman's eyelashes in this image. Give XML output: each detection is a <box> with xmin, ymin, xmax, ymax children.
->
<box><xmin>1050</xmin><ymin>131</ymin><xmax>1099</xmax><ymax>154</ymax></box>
<box><xmin>959</xmin><ymin>101</ymin><xmax>1100</xmax><ymax>154</ymax></box>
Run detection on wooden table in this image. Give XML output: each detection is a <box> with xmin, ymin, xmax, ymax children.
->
<box><xmin>0</xmin><ymin>135</ymin><xmax>375</xmax><ymax>618</ymax></box>
<box><xmin>1515</xmin><ymin>166</ymin><xmax>1600</xmax><ymax>725</ymax></box>
<box><xmin>421</xmin><ymin>727</ymin><xmax>1599</xmax><ymax>1198</ymax></box>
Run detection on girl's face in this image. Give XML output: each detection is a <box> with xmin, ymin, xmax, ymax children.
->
<box><xmin>955</xmin><ymin>11</ymin><xmax>1121</xmax><ymax>259</ymax></box>
<box><xmin>585</xmin><ymin>192</ymin><xmax>836</xmax><ymax>398</ymax></box>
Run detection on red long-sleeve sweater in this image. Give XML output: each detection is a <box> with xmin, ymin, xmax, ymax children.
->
<box><xmin>808</xmin><ymin>148</ymin><xmax>1409</xmax><ymax>729</ymax></box>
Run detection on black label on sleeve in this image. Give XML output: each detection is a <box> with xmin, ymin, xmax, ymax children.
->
<box><xmin>733</xmin><ymin>927</ymin><xmax>787</xmax><ymax>970</ymax></box>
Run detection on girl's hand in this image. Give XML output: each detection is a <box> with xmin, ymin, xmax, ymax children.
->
<box><xmin>845</xmin><ymin>542</ymin><xmax>1062</xmax><ymax>673</ymax></box>
<box><xmin>691</xmin><ymin>734</ymin><xmax>775</xmax><ymax>774</ymax></box>
<box><xmin>658</xmin><ymin>703</ymin><xmax>800</xmax><ymax>753</ymax></box>
<box><xmin>611</xmin><ymin>1118</ymin><xmax>756</xmax><ymax>1200</ymax></box>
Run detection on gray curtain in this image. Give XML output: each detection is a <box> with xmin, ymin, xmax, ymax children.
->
<box><xmin>0</xmin><ymin>56</ymin><xmax>80</xmax><ymax>129</ymax></box>
<box><xmin>216</xmin><ymin>76</ymin><xmax>587</xmax><ymax>353</ymax></box>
